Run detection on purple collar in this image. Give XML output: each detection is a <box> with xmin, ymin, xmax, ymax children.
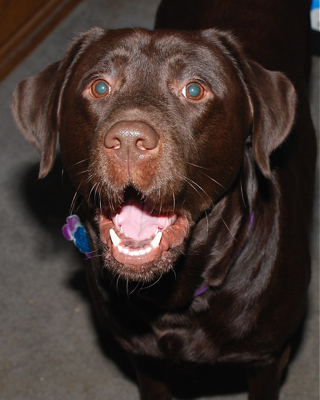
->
<box><xmin>194</xmin><ymin>285</ymin><xmax>211</xmax><ymax>297</ymax></box>
<box><xmin>194</xmin><ymin>212</ymin><xmax>255</xmax><ymax>297</ymax></box>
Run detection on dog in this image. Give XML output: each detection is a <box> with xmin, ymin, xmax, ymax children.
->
<box><xmin>12</xmin><ymin>0</ymin><xmax>316</xmax><ymax>399</ymax></box>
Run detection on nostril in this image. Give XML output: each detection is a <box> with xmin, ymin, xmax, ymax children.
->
<box><xmin>136</xmin><ymin>134</ymin><xmax>158</xmax><ymax>151</ymax></box>
<box><xmin>136</xmin><ymin>139</ymin><xmax>147</xmax><ymax>151</ymax></box>
<box><xmin>105</xmin><ymin>136</ymin><xmax>121</xmax><ymax>149</ymax></box>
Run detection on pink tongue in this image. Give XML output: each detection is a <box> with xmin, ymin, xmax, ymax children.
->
<box><xmin>115</xmin><ymin>199</ymin><xmax>173</xmax><ymax>241</ymax></box>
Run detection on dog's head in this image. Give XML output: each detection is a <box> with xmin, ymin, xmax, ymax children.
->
<box><xmin>12</xmin><ymin>27</ymin><xmax>296</xmax><ymax>282</ymax></box>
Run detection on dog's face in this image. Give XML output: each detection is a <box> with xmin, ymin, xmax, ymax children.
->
<box><xmin>59</xmin><ymin>28</ymin><xmax>252</xmax><ymax>280</ymax></box>
<box><xmin>12</xmin><ymin>28</ymin><xmax>296</xmax><ymax>283</ymax></box>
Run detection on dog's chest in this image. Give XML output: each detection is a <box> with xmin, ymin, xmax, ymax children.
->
<box><xmin>113</xmin><ymin>296</ymin><xmax>223</xmax><ymax>363</ymax></box>
<box><xmin>153</xmin><ymin>323</ymin><xmax>220</xmax><ymax>363</ymax></box>
<box><xmin>114</xmin><ymin>291</ymin><xmax>263</xmax><ymax>365</ymax></box>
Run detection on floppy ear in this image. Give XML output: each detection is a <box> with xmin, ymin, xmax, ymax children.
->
<box><xmin>248</xmin><ymin>61</ymin><xmax>297</xmax><ymax>179</ymax></box>
<box><xmin>201</xmin><ymin>28</ymin><xmax>297</xmax><ymax>179</ymax></box>
<box><xmin>11</xmin><ymin>27</ymin><xmax>106</xmax><ymax>179</ymax></box>
<box><xmin>12</xmin><ymin>61</ymin><xmax>63</xmax><ymax>178</ymax></box>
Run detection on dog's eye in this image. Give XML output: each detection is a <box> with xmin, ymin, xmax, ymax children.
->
<box><xmin>182</xmin><ymin>83</ymin><xmax>205</xmax><ymax>100</ymax></box>
<box><xmin>90</xmin><ymin>80</ymin><xmax>110</xmax><ymax>98</ymax></box>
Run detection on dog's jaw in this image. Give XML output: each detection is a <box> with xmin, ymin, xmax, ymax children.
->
<box><xmin>97</xmin><ymin>191</ymin><xmax>189</xmax><ymax>280</ymax></box>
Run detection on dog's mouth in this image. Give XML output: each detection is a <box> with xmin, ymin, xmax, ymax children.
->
<box><xmin>98</xmin><ymin>189</ymin><xmax>189</xmax><ymax>268</ymax></box>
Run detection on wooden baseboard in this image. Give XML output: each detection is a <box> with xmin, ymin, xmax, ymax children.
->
<box><xmin>0</xmin><ymin>0</ymin><xmax>82</xmax><ymax>82</ymax></box>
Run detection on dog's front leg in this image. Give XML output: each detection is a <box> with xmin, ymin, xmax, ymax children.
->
<box><xmin>130</xmin><ymin>356</ymin><xmax>172</xmax><ymax>400</ymax></box>
<box><xmin>246</xmin><ymin>345</ymin><xmax>291</xmax><ymax>400</ymax></box>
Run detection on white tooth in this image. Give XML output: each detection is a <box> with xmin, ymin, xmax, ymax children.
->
<box><xmin>151</xmin><ymin>232</ymin><xmax>162</xmax><ymax>248</ymax></box>
<box><xmin>145</xmin><ymin>247</ymin><xmax>152</xmax><ymax>254</ymax></box>
<box><xmin>123</xmin><ymin>248</ymin><xmax>130</xmax><ymax>255</ymax></box>
<box><xmin>130</xmin><ymin>250</ymin><xmax>139</xmax><ymax>256</ymax></box>
<box><xmin>110</xmin><ymin>229</ymin><xmax>121</xmax><ymax>246</ymax></box>
<box><xmin>118</xmin><ymin>244</ymin><xmax>124</xmax><ymax>253</ymax></box>
<box><xmin>139</xmin><ymin>249</ymin><xmax>146</xmax><ymax>255</ymax></box>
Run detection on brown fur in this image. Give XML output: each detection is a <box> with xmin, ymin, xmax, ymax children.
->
<box><xmin>12</xmin><ymin>1</ymin><xmax>316</xmax><ymax>399</ymax></box>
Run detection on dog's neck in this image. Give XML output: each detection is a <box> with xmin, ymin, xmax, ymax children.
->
<box><xmin>194</xmin><ymin>211</ymin><xmax>255</xmax><ymax>297</ymax></box>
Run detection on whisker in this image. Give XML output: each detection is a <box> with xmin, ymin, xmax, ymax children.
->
<box><xmin>172</xmin><ymin>192</ymin><xmax>176</xmax><ymax>214</ymax></box>
<box><xmin>85</xmin><ymin>250</ymin><xmax>101</xmax><ymax>261</ymax></box>
<box><xmin>187</xmin><ymin>162</ymin><xmax>229</xmax><ymax>193</ymax></box>
<box><xmin>176</xmin><ymin>172</ymin><xmax>202</xmax><ymax>198</ymax></box>
<box><xmin>171</xmin><ymin>266</ymin><xmax>177</xmax><ymax>281</ymax></box>
<box><xmin>184</xmin><ymin>176</ymin><xmax>213</xmax><ymax>204</ymax></box>
<box><xmin>240</xmin><ymin>176</ymin><xmax>247</xmax><ymax>208</ymax></box>
<box><xmin>204</xmin><ymin>210</ymin><xmax>209</xmax><ymax>240</ymax></box>
<box><xmin>109</xmin><ymin>269</ymin><xmax>118</xmax><ymax>288</ymax></box>
<box><xmin>129</xmin><ymin>281</ymin><xmax>141</xmax><ymax>295</ymax></box>
<box><xmin>81</xmin><ymin>172</ymin><xmax>96</xmax><ymax>187</ymax></box>
<box><xmin>220</xmin><ymin>217</ymin><xmax>237</xmax><ymax>241</ymax></box>
<box><xmin>88</xmin><ymin>182</ymin><xmax>99</xmax><ymax>203</ymax></box>
<box><xmin>183</xmin><ymin>178</ymin><xmax>200</xmax><ymax>197</ymax></box>
<box><xmin>87</xmin><ymin>250</ymin><xmax>100</xmax><ymax>258</ymax></box>
<box><xmin>69</xmin><ymin>174</ymin><xmax>90</xmax><ymax>214</ymax></box>
<box><xmin>108</xmin><ymin>193</ymin><xmax>117</xmax><ymax>215</ymax></box>
<box><xmin>98</xmin><ymin>183</ymin><xmax>103</xmax><ymax>215</ymax></box>
<box><xmin>73</xmin><ymin>196</ymin><xmax>86</xmax><ymax>214</ymax></box>
<box><xmin>70</xmin><ymin>189</ymin><xmax>82</xmax><ymax>215</ymax></box>
<box><xmin>186</xmin><ymin>162</ymin><xmax>213</xmax><ymax>171</ymax></box>
<box><xmin>68</xmin><ymin>158</ymin><xmax>91</xmax><ymax>170</ymax></box>
<box><xmin>143</xmin><ymin>273</ymin><xmax>163</xmax><ymax>290</ymax></box>
<box><xmin>93</xmin><ymin>182</ymin><xmax>100</xmax><ymax>209</ymax></box>
<box><xmin>200</xmin><ymin>172</ymin><xmax>228</xmax><ymax>193</ymax></box>
<box><xmin>73</xmin><ymin>169</ymin><xmax>90</xmax><ymax>178</ymax></box>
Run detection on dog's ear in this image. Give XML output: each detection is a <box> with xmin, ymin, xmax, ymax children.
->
<box><xmin>12</xmin><ymin>61</ymin><xmax>63</xmax><ymax>178</ymax></box>
<box><xmin>11</xmin><ymin>27</ymin><xmax>106</xmax><ymax>178</ymax></box>
<box><xmin>247</xmin><ymin>61</ymin><xmax>297</xmax><ymax>179</ymax></box>
<box><xmin>201</xmin><ymin>29</ymin><xmax>297</xmax><ymax>179</ymax></box>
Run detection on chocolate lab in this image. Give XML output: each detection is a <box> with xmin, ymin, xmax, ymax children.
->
<box><xmin>12</xmin><ymin>0</ymin><xmax>316</xmax><ymax>399</ymax></box>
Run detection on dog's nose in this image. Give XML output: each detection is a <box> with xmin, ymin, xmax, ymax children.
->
<box><xmin>104</xmin><ymin>121</ymin><xmax>159</xmax><ymax>163</ymax></box>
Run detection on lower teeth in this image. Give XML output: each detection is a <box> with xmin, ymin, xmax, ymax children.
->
<box><xmin>117</xmin><ymin>245</ymin><xmax>152</xmax><ymax>256</ymax></box>
<box><xmin>110</xmin><ymin>229</ymin><xmax>163</xmax><ymax>257</ymax></box>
